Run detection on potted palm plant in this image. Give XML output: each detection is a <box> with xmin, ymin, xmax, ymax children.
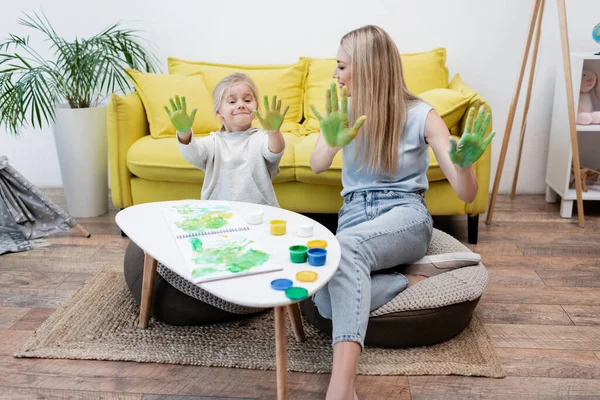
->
<box><xmin>0</xmin><ymin>11</ymin><xmax>159</xmax><ymax>217</ymax></box>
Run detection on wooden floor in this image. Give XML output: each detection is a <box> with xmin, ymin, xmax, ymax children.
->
<box><xmin>1</xmin><ymin>190</ymin><xmax>600</xmax><ymax>399</ymax></box>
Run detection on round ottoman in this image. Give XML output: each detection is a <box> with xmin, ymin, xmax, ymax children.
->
<box><xmin>123</xmin><ymin>241</ymin><xmax>265</xmax><ymax>326</ymax></box>
<box><xmin>300</xmin><ymin>228</ymin><xmax>488</xmax><ymax>348</ymax></box>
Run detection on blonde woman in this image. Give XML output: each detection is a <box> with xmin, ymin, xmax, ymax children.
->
<box><xmin>165</xmin><ymin>72</ymin><xmax>288</xmax><ymax>207</ymax></box>
<box><xmin>310</xmin><ymin>25</ymin><xmax>494</xmax><ymax>399</ymax></box>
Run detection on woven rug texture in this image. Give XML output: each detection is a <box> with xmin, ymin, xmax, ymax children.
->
<box><xmin>15</xmin><ymin>265</ymin><xmax>504</xmax><ymax>378</ymax></box>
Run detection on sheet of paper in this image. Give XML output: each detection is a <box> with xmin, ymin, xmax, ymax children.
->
<box><xmin>176</xmin><ymin>232</ymin><xmax>282</xmax><ymax>283</ymax></box>
<box><xmin>162</xmin><ymin>201</ymin><xmax>250</xmax><ymax>239</ymax></box>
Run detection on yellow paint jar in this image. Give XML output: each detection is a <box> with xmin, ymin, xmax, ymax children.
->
<box><xmin>270</xmin><ymin>219</ymin><xmax>287</xmax><ymax>235</ymax></box>
<box><xmin>307</xmin><ymin>239</ymin><xmax>327</xmax><ymax>249</ymax></box>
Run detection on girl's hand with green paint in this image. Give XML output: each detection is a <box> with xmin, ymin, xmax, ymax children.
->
<box><xmin>164</xmin><ymin>95</ymin><xmax>197</xmax><ymax>133</ymax></box>
<box><xmin>310</xmin><ymin>82</ymin><xmax>366</xmax><ymax>147</ymax></box>
<box><xmin>253</xmin><ymin>95</ymin><xmax>289</xmax><ymax>131</ymax></box>
<box><xmin>449</xmin><ymin>105</ymin><xmax>496</xmax><ymax>168</ymax></box>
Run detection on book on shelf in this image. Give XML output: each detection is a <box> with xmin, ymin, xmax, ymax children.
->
<box><xmin>162</xmin><ymin>201</ymin><xmax>282</xmax><ymax>283</ymax></box>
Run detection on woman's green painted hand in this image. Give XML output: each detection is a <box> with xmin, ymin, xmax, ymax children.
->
<box><xmin>253</xmin><ymin>95</ymin><xmax>289</xmax><ymax>131</ymax></box>
<box><xmin>164</xmin><ymin>95</ymin><xmax>197</xmax><ymax>133</ymax></box>
<box><xmin>310</xmin><ymin>82</ymin><xmax>366</xmax><ymax>147</ymax></box>
<box><xmin>449</xmin><ymin>105</ymin><xmax>495</xmax><ymax>168</ymax></box>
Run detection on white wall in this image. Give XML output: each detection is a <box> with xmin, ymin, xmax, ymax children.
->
<box><xmin>0</xmin><ymin>0</ymin><xmax>599</xmax><ymax>193</ymax></box>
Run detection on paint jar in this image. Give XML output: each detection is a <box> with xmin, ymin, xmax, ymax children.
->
<box><xmin>307</xmin><ymin>248</ymin><xmax>327</xmax><ymax>266</ymax></box>
<box><xmin>297</xmin><ymin>223</ymin><xmax>314</xmax><ymax>238</ymax></box>
<box><xmin>270</xmin><ymin>219</ymin><xmax>287</xmax><ymax>235</ymax></box>
<box><xmin>246</xmin><ymin>211</ymin><xmax>263</xmax><ymax>225</ymax></box>
<box><xmin>289</xmin><ymin>245</ymin><xmax>308</xmax><ymax>263</ymax></box>
<box><xmin>296</xmin><ymin>270</ymin><xmax>318</xmax><ymax>282</ymax></box>
<box><xmin>307</xmin><ymin>239</ymin><xmax>327</xmax><ymax>249</ymax></box>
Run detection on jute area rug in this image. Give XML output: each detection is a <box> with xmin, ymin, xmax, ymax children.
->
<box><xmin>15</xmin><ymin>265</ymin><xmax>504</xmax><ymax>378</ymax></box>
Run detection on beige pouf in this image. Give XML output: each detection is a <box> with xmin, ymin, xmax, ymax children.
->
<box><xmin>300</xmin><ymin>228</ymin><xmax>488</xmax><ymax>348</ymax></box>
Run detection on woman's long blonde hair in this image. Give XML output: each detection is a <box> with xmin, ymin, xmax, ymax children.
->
<box><xmin>341</xmin><ymin>25</ymin><xmax>420</xmax><ymax>177</ymax></box>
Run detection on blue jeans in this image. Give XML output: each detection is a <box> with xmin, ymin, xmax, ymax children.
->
<box><xmin>313</xmin><ymin>190</ymin><xmax>433</xmax><ymax>348</ymax></box>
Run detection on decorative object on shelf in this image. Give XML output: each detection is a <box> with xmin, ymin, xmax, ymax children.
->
<box><xmin>593</xmin><ymin>22</ymin><xmax>600</xmax><ymax>55</ymax></box>
<box><xmin>545</xmin><ymin>53</ymin><xmax>600</xmax><ymax>219</ymax></box>
<box><xmin>0</xmin><ymin>11</ymin><xmax>159</xmax><ymax>217</ymax></box>
<box><xmin>486</xmin><ymin>0</ymin><xmax>587</xmax><ymax>228</ymax></box>
<box><xmin>577</xmin><ymin>69</ymin><xmax>600</xmax><ymax>125</ymax></box>
<box><xmin>570</xmin><ymin>167</ymin><xmax>600</xmax><ymax>192</ymax></box>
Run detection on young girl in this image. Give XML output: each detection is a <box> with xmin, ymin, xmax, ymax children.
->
<box><xmin>146</xmin><ymin>74</ymin><xmax>288</xmax><ymax>324</ymax></box>
<box><xmin>164</xmin><ymin>72</ymin><xmax>288</xmax><ymax>207</ymax></box>
<box><xmin>309</xmin><ymin>26</ymin><xmax>494</xmax><ymax>400</ymax></box>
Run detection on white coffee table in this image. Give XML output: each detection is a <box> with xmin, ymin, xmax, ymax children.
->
<box><xmin>115</xmin><ymin>199</ymin><xmax>340</xmax><ymax>400</ymax></box>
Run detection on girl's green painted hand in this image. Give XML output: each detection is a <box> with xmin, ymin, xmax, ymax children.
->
<box><xmin>310</xmin><ymin>82</ymin><xmax>366</xmax><ymax>147</ymax></box>
<box><xmin>449</xmin><ymin>105</ymin><xmax>496</xmax><ymax>168</ymax></box>
<box><xmin>253</xmin><ymin>95</ymin><xmax>289</xmax><ymax>131</ymax></box>
<box><xmin>164</xmin><ymin>95</ymin><xmax>197</xmax><ymax>133</ymax></box>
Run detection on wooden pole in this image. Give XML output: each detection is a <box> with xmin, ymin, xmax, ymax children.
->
<box><xmin>511</xmin><ymin>0</ymin><xmax>545</xmax><ymax>199</ymax></box>
<box><xmin>557</xmin><ymin>0</ymin><xmax>585</xmax><ymax>227</ymax></box>
<box><xmin>486</xmin><ymin>0</ymin><xmax>542</xmax><ymax>225</ymax></box>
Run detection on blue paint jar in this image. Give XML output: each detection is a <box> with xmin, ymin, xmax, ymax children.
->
<box><xmin>307</xmin><ymin>248</ymin><xmax>327</xmax><ymax>266</ymax></box>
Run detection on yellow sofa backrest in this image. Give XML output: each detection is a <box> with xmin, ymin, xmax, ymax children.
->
<box><xmin>123</xmin><ymin>47</ymin><xmax>462</xmax><ymax>138</ymax></box>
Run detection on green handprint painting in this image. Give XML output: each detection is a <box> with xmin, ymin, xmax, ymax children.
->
<box><xmin>189</xmin><ymin>236</ymin><xmax>270</xmax><ymax>280</ymax></box>
<box><xmin>172</xmin><ymin>204</ymin><xmax>233</xmax><ymax>233</ymax></box>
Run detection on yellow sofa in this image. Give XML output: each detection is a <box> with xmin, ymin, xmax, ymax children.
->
<box><xmin>107</xmin><ymin>48</ymin><xmax>492</xmax><ymax>243</ymax></box>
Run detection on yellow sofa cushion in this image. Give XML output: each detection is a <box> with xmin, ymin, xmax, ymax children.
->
<box><xmin>419</xmin><ymin>88</ymin><xmax>476</xmax><ymax>130</ymax></box>
<box><xmin>127</xmin><ymin>69</ymin><xmax>219</xmax><ymax>138</ymax></box>
<box><xmin>167</xmin><ymin>58</ymin><xmax>307</xmax><ymax>135</ymax></box>
<box><xmin>402</xmin><ymin>47</ymin><xmax>449</xmax><ymax>94</ymax></box>
<box><xmin>449</xmin><ymin>73</ymin><xmax>477</xmax><ymax>97</ymax></box>
<box><xmin>294</xmin><ymin>133</ymin><xmax>344</xmax><ymax>185</ymax></box>
<box><xmin>301</xmin><ymin>48</ymin><xmax>449</xmax><ymax>134</ymax></box>
<box><xmin>300</xmin><ymin>58</ymin><xmax>337</xmax><ymax>135</ymax></box>
<box><xmin>127</xmin><ymin>133</ymin><xmax>298</xmax><ymax>185</ymax></box>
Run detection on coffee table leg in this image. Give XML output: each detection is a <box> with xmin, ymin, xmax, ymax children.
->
<box><xmin>138</xmin><ymin>252</ymin><xmax>158</xmax><ymax>329</ymax></box>
<box><xmin>286</xmin><ymin>304</ymin><xmax>305</xmax><ymax>342</ymax></box>
<box><xmin>274</xmin><ymin>306</ymin><xmax>288</xmax><ymax>400</ymax></box>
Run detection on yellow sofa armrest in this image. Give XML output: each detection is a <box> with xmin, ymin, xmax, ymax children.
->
<box><xmin>107</xmin><ymin>92</ymin><xmax>149</xmax><ymax>209</ymax></box>
<box><xmin>449</xmin><ymin>74</ymin><xmax>492</xmax><ymax>215</ymax></box>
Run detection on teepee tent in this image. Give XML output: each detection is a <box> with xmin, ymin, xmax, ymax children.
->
<box><xmin>0</xmin><ymin>155</ymin><xmax>89</xmax><ymax>255</ymax></box>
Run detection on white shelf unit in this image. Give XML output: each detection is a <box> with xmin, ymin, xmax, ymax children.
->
<box><xmin>545</xmin><ymin>52</ymin><xmax>600</xmax><ymax>218</ymax></box>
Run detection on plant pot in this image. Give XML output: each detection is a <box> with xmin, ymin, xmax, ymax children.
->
<box><xmin>52</xmin><ymin>104</ymin><xmax>108</xmax><ymax>218</ymax></box>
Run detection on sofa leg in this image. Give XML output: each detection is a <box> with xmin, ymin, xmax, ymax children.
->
<box><xmin>467</xmin><ymin>214</ymin><xmax>479</xmax><ymax>245</ymax></box>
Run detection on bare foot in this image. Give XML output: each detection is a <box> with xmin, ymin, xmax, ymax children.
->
<box><xmin>405</xmin><ymin>274</ymin><xmax>427</xmax><ymax>287</ymax></box>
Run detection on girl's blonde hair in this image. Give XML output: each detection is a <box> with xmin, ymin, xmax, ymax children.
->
<box><xmin>341</xmin><ymin>25</ymin><xmax>420</xmax><ymax>177</ymax></box>
<box><xmin>212</xmin><ymin>72</ymin><xmax>260</xmax><ymax>131</ymax></box>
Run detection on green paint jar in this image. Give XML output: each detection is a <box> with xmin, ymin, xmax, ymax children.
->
<box><xmin>289</xmin><ymin>245</ymin><xmax>308</xmax><ymax>263</ymax></box>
